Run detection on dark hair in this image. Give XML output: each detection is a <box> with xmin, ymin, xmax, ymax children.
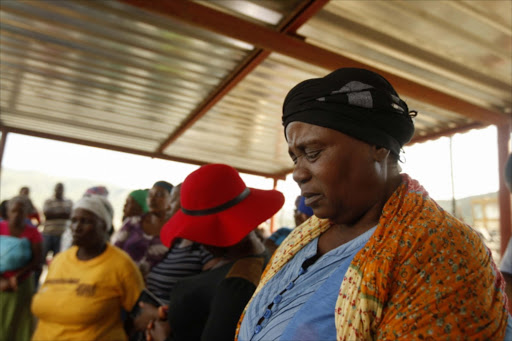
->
<box><xmin>0</xmin><ymin>200</ymin><xmax>8</xmax><ymax>219</ymax></box>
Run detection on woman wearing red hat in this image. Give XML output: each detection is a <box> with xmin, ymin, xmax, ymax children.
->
<box><xmin>145</xmin><ymin>164</ymin><xmax>284</xmax><ymax>341</ymax></box>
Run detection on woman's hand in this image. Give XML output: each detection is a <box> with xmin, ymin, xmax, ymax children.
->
<box><xmin>146</xmin><ymin>305</ymin><xmax>170</xmax><ymax>341</ymax></box>
<box><xmin>134</xmin><ymin>302</ymin><xmax>159</xmax><ymax>331</ymax></box>
<box><xmin>0</xmin><ymin>276</ymin><xmax>17</xmax><ymax>291</ymax></box>
<box><xmin>146</xmin><ymin>319</ymin><xmax>171</xmax><ymax>341</ymax></box>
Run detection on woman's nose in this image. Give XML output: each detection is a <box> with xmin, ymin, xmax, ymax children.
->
<box><xmin>293</xmin><ymin>159</ymin><xmax>311</xmax><ymax>185</ymax></box>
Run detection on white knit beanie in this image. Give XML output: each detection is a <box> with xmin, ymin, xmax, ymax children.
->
<box><xmin>73</xmin><ymin>194</ymin><xmax>113</xmax><ymax>231</ymax></box>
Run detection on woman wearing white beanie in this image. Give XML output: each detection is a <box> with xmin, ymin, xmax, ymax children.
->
<box><xmin>31</xmin><ymin>195</ymin><xmax>144</xmax><ymax>341</ymax></box>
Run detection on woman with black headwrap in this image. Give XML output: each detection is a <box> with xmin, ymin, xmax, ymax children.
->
<box><xmin>236</xmin><ymin>68</ymin><xmax>510</xmax><ymax>340</ymax></box>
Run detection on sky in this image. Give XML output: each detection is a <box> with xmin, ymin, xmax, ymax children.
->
<box><xmin>0</xmin><ymin>125</ymin><xmax>503</xmax><ymax>226</ymax></box>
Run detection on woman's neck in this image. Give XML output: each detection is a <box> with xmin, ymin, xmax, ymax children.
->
<box><xmin>317</xmin><ymin>176</ymin><xmax>403</xmax><ymax>256</ymax></box>
<box><xmin>148</xmin><ymin>210</ymin><xmax>169</xmax><ymax>220</ymax></box>
<box><xmin>142</xmin><ymin>211</ymin><xmax>170</xmax><ymax>236</ymax></box>
<box><xmin>224</xmin><ymin>233</ymin><xmax>266</xmax><ymax>260</ymax></box>
<box><xmin>77</xmin><ymin>242</ymin><xmax>107</xmax><ymax>261</ymax></box>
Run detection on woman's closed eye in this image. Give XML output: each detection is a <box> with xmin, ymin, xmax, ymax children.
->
<box><xmin>289</xmin><ymin>149</ymin><xmax>321</xmax><ymax>164</ymax></box>
<box><xmin>289</xmin><ymin>152</ymin><xmax>298</xmax><ymax>165</ymax></box>
<box><xmin>305</xmin><ymin>150</ymin><xmax>321</xmax><ymax>161</ymax></box>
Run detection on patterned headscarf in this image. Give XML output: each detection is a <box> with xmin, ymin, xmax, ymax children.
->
<box><xmin>282</xmin><ymin>68</ymin><xmax>415</xmax><ymax>156</ymax></box>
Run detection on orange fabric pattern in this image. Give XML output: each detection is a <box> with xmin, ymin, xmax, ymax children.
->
<box><xmin>236</xmin><ymin>174</ymin><xmax>508</xmax><ymax>340</ymax></box>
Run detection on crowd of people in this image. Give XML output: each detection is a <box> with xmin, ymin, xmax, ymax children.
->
<box><xmin>1</xmin><ymin>67</ymin><xmax>512</xmax><ymax>341</ymax></box>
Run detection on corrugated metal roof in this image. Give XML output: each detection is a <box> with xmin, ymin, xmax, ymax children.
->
<box><xmin>1</xmin><ymin>0</ymin><xmax>511</xmax><ymax>178</ymax></box>
<box><xmin>1</xmin><ymin>0</ymin><xmax>252</xmax><ymax>151</ymax></box>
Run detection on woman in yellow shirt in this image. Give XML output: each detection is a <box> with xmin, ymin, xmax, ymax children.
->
<box><xmin>31</xmin><ymin>194</ymin><xmax>144</xmax><ymax>341</ymax></box>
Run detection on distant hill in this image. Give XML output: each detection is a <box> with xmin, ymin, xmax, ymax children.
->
<box><xmin>0</xmin><ymin>167</ymin><xmax>132</xmax><ymax>228</ymax></box>
<box><xmin>0</xmin><ymin>167</ymin><xmax>296</xmax><ymax>234</ymax></box>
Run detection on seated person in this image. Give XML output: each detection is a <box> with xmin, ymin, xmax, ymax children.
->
<box><xmin>31</xmin><ymin>194</ymin><xmax>144</xmax><ymax>341</ymax></box>
<box><xmin>114</xmin><ymin>181</ymin><xmax>173</xmax><ymax>280</ymax></box>
<box><xmin>1</xmin><ymin>196</ymin><xmax>42</xmax><ymax>341</ymax></box>
<box><xmin>130</xmin><ymin>184</ymin><xmax>212</xmax><ymax>338</ymax></box>
<box><xmin>145</xmin><ymin>164</ymin><xmax>285</xmax><ymax>341</ymax></box>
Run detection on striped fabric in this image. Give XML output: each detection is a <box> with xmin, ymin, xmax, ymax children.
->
<box><xmin>146</xmin><ymin>241</ymin><xmax>212</xmax><ymax>305</ymax></box>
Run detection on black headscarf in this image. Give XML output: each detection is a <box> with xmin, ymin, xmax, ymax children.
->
<box><xmin>282</xmin><ymin>68</ymin><xmax>415</xmax><ymax>156</ymax></box>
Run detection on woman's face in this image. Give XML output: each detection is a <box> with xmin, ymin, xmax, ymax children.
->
<box><xmin>148</xmin><ymin>186</ymin><xmax>171</xmax><ymax>213</ymax></box>
<box><xmin>168</xmin><ymin>185</ymin><xmax>182</xmax><ymax>218</ymax></box>
<box><xmin>286</xmin><ymin>121</ymin><xmax>387</xmax><ymax>225</ymax></box>
<box><xmin>71</xmin><ymin>208</ymin><xmax>106</xmax><ymax>248</ymax></box>
<box><xmin>123</xmin><ymin>196</ymin><xmax>143</xmax><ymax>218</ymax></box>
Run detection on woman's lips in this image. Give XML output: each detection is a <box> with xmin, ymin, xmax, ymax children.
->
<box><xmin>303</xmin><ymin>194</ymin><xmax>321</xmax><ymax>206</ymax></box>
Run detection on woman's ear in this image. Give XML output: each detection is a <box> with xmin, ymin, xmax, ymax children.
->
<box><xmin>372</xmin><ymin>146</ymin><xmax>390</xmax><ymax>163</ymax></box>
<box><xmin>97</xmin><ymin>219</ymin><xmax>108</xmax><ymax>235</ymax></box>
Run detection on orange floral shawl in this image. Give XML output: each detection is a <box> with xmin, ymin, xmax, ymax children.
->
<box><xmin>236</xmin><ymin>175</ymin><xmax>508</xmax><ymax>340</ymax></box>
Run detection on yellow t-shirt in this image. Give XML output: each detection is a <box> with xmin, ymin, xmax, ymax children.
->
<box><xmin>32</xmin><ymin>244</ymin><xmax>144</xmax><ymax>341</ymax></box>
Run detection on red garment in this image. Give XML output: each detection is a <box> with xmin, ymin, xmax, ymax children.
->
<box><xmin>0</xmin><ymin>220</ymin><xmax>42</xmax><ymax>280</ymax></box>
<box><xmin>28</xmin><ymin>211</ymin><xmax>41</xmax><ymax>226</ymax></box>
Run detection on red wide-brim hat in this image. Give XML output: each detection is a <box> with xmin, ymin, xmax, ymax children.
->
<box><xmin>160</xmin><ymin>164</ymin><xmax>285</xmax><ymax>248</ymax></box>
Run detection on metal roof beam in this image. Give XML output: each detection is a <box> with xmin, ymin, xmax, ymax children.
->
<box><xmin>1</xmin><ymin>126</ymin><xmax>286</xmax><ymax>180</ymax></box>
<box><xmin>497</xmin><ymin>122</ymin><xmax>511</xmax><ymax>255</ymax></box>
<box><xmin>151</xmin><ymin>0</ymin><xmax>329</xmax><ymax>153</ymax></box>
<box><xmin>121</xmin><ymin>0</ymin><xmax>507</xmax><ymax>127</ymax></box>
<box><xmin>409</xmin><ymin>122</ymin><xmax>489</xmax><ymax>145</ymax></box>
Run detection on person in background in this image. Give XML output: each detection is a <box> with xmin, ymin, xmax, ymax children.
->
<box><xmin>122</xmin><ymin>189</ymin><xmax>149</xmax><ymax>223</ymax></box>
<box><xmin>143</xmin><ymin>184</ymin><xmax>212</xmax><ymax>305</ymax></box>
<box><xmin>500</xmin><ymin>153</ymin><xmax>512</xmax><ymax>312</ymax></box>
<box><xmin>60</xmin><ymin>186</ymin><xmax>111</xmax><ymax>252</ymax></box>
<box><xmin>145</xmin><ymin>164</ymin><xmax>284</xmax><ymax>341</ymax></box>
<box><xmin>265</xmin><ymin>195</ymin><xmax>313</xmax><ymax>255</ymax></box>
<box><xmin>19</xmin><ymin>186</ymin><xmax>41</xmax><ymax>227</ymax></box>
<box><xmin>130</xmin><ymin>184</ymin><xmax>213</xmax><ymax>340</ymax></box>
<box><xmin>84</xmin><ymin>186</ymin><xmax>109</xmax><ymax>197</ymax></box>
<box><xmin>34</xmin><ymin>183</ymin><xmax>73</xmax><ymax>290</ymax></box>
<box><xmin>114</xmin><ymin>181</ymin><xmax>173</xmax><ymax>280</ymax></box>
<box><xmin>236</xmin><ymin>68</ymin><xmax>510</xmax><ymax>340</ymax></box>
<box><xmin>0</xmin><ymin>196</ymin><xmax>42</xmax><ymax>341</ymax></box>
<box><xmin>31</xmin><ymin>194</ymin><xmax>144</xmax><ymax>341</ymax></box>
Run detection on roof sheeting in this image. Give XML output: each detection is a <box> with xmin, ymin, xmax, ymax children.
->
<box><xmin>1</xmin><ymin>0</ymin><xmax>511</xmax><ymax>178</ymax></box>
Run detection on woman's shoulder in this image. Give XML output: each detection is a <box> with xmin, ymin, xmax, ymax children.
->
<box><xmin>225</xmin><ymin>256</ymin><xmax>266</xmax><ymax>287</ymax></box>
<box><xmin>50</xmin><ymin>246</ymin><xmax>78</xmax><ymax>266</ymax></box>
<box><xmin>109</xmin><ymin>243</ymin><xmax>137</xmax><ymax>260</ymax></box>
<box><xmin>22</xmin><ymin>224</ymin><xmax>42</xmax><ymax>242</ymax></box>
<box><xmin>122</xmin><ymin>215</ymin><xmax>143</xmax><ymax>229</ymax></box>
<box><xmin>0</xmin><ymin>220</ymin><xmax>8</xmax><ymax>233</ymax></box>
